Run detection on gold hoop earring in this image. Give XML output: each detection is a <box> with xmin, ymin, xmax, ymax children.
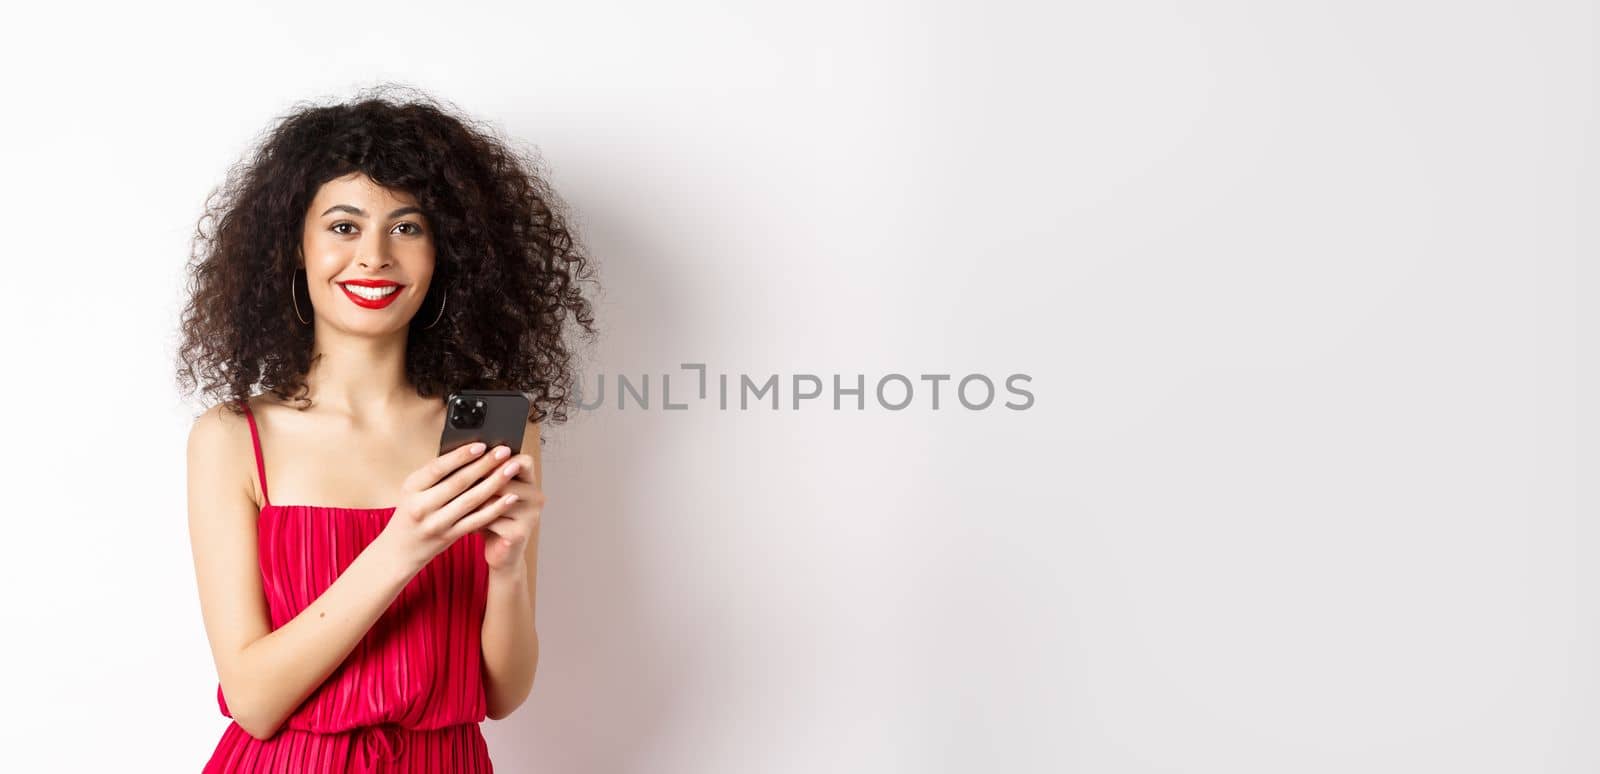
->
<box><xmin>420</xmin><ymin>290</ymin><xmax>447</xmax><ymax>329</ymax></box>
<box><xmin>291</xmin><ymin>269</ymin><xmax>311</xmax><ymax>325</ymax></box>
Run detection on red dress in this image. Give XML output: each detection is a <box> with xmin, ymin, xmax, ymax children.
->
<box><xmin>203</xmin><ymin>401</ymin><xmax>493</xmax><ymax>773</ymax></box>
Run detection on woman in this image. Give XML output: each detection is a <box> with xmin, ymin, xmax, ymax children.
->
<box><xmin>176</xmin><ymin>85</ymin><xmax>598</xmax><ymax>772</ymax></box>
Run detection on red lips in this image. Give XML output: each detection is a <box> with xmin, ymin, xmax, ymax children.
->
<box><xmin>338</xmin><ymin>279</ymin><xmax>405</xmax><ymax>309</ymax></box>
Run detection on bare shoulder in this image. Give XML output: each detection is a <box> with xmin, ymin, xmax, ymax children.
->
<box><xmin>187</xmin><ymin>396</ymin><xmax>266</xmax><ymax>511</ymax></box>
<box><xmin>189</xmin><ymin>393</ymin><xmax>299</xmax><ymax>447</ymax></box>
<box><xmin>189</xmin><ymin>400</ymin><xmax>242</xmax><ymax>453</ymax></box>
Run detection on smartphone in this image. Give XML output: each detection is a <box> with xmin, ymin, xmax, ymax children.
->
<box><xmin>439</xmin><ymin>390</ymin><xmax>531</xmax><ymax>462</ymax></box>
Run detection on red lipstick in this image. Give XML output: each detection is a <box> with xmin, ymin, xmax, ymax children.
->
<box><xmin>337</xmin><ymin>279</ymin><xmax>405</xmax><ymax>310</ymax></box>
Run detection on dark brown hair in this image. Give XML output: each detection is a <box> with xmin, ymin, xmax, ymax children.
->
<box><xmin>175</xmin><ymin>83</ymin><xmax>600</xmax><ymax>427</ymax></box>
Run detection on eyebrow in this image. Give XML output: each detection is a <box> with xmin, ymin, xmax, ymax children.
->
<box><xmin>320</xmin><ymin>204</ymin><xmax>426</xmax><ymax>219</ymax></box>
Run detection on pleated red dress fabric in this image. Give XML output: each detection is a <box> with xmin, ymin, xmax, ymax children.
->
<box><xmin>203</xmin><ymin>401</ymin><xmax>493</xmax><ymax>773</ymax></box>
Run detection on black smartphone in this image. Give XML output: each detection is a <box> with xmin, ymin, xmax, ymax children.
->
<box><xmin>439</xmin><ymin>390</ymin><xmax>531</xmax><ymax>461</ymax></box>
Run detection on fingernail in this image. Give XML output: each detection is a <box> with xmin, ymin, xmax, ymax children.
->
<box><xmin>495</xmin><ymin>446</ymin><xmax>512</xmax><ymax>460</ymax></box>
<box><xmin>503</xmin><ymin>461</ymin><xmax>520</xmax><ymax>477</ymax></box>
<box><xmin>469</xmin><ymin>443</ymin><xmax>486</xmax><ymax>455</ymax></box>
<box><xmin>503</xmin><ymin>494</ymin><xmax>519</xmax><ymax>505</ymax></box>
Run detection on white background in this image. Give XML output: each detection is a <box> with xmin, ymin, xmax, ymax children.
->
<box><xmin>0</xmin><ymin>1</ymin><xmax>1592</xmax><ymax>772</ymax></box>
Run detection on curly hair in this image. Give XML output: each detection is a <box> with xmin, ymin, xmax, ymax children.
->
<box><xmin>175</xmin><ymin>83</ymin><xmax>600</xmax><ymax>429</ymax></box>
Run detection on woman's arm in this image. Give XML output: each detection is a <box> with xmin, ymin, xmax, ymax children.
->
<box><xmin>186</xmin><ymin>405</ymin><xmax>418</xmax><ymax>741</ymax></box>
<box><xmin>481</xmin><ymin>425</ymin><xmax>543</xmax><ymax>719</ymax></box>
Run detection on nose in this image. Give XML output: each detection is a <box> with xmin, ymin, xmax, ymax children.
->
<box><xmin>357</xmin><ymin>230</ymin><xmax>394</xmax><ymax>270</ymax></box>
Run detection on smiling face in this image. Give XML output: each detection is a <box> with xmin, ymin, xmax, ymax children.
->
<box><xmin>299</xmin><ymin>172</ymin><xmax>436</xmax><ymax>333</ymax></box>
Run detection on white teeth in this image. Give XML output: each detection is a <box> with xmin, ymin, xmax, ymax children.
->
<box><xmin>342</xmin><ymin>283</ymin><xmax>400</xmax><ymax>300</ymax></box>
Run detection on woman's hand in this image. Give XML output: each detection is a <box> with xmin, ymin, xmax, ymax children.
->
<box><xmin>375</xmin><ymin>442</ymin><xmax>528</xmax><ymax>576</ymax></box>
<box><xmin>477</xmin><ymin>451</ymin><xmax>543</xmax><ymax>573</ymax></box>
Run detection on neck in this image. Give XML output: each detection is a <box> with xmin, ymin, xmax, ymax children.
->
<box><xmin>301</xmin><ymin>324</ymin><xmax>415</xmax><ymax>416</ymax></box>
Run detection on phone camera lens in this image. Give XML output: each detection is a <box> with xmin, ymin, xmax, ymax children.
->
<box><xmin>449</xmin><ymin>396</ymin><xmax>487</xmax><ymax>429</ymax></box>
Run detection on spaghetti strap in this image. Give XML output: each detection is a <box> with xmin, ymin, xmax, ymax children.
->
<box><xmin>239</xmin><ymin>400</ymin><xmax>271</xmax><ymax>507</ymax></box>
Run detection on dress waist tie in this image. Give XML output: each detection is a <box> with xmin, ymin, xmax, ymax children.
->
<box><xmin>354</xmin><ymin>723</ymin><xmax>406</xmax><ymax>771</ymax></box>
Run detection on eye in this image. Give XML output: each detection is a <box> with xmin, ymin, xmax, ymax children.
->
<box><xmin>329</xmin><ymin>221</ymin><xmax>424</xmax><ymax>236</ymax></box>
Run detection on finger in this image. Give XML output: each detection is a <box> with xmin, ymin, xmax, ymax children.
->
<box><xmin>446</xmin><ymin>492</ymin><xmax>520</xmax><ymax>542</ymax></box>
<box><xmin>508</xmin><ymin>454</ymin><xmax>537</xmax><ymax>482</ymax></box>
<box><xmin>488</xmin><ymin>455</ymin><xmax>528</xmax><ymax>485</ymax></box>
<box><xmin>418</xmin><ymin>446</ymin><xmax>516</xmax><ymax>520</ymax></box>
<box><xmin>407</xmin><ymin>442</ymin><xmax>489</xmax><ymax>493</ymax></box>
<box><xmin>426</xmin><ymin>454</ymin><xmax>523</xmax><ymax>532</ymax></box>
<box><xmin>501</xmin><ymin>484</ymin><xmax>544</xmax><ymax>511</ymax></box>
<box><xmin>480</xmin><ymin>494</ymin><xmax>541</xmax><ymax>539</ymax></box>
<box><xmin>476</xmin><ymin>515</ymin><xmax>512</xmax><ymax>543</ymax></box>
<box><xmin>506</xmin><ymin>486</ymin><xmax>545</xmax><ymax>517</ymax></box>
<box><xmin>479</xmin><ymin>515</ymin><xmax>517</xmax><ymax>537</ymax></box>
<box><xmin>478</xmin><ymin>517</ymin><xmax>521</xmax><ymax>551</ymax></box>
